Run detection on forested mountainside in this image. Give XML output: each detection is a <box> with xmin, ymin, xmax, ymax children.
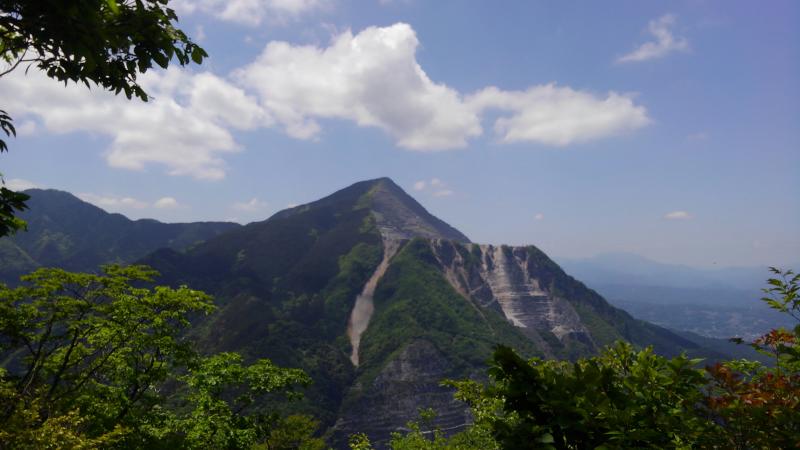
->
<box><xmin>0</xmin><ymin>189</ymin><xmax>239</xmax><ymax>283</ymax></box>
<box><xmin>138</xmin><ymin>177</ymin><xmax>712</xmax><ymax>447</ymax></box>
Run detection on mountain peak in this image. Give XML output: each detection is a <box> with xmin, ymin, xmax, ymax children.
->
<box><xmin>365</xmin><ymin>178</ymin><xmax>469</xmax><ymax>242</ymax></box>
<box><xmin>269</xmin><ymin>178</ymin><xmax>470</xmax><ymax>243</ymax></box>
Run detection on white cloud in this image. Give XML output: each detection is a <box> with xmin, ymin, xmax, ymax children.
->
<box><xmin>193</xmin><ymin>25</ymin><xmax>206</xmax><ymax>42</ymax></box>
<box><xmin>236</xmin><ymin>23</ymin><xmax>482</xmax><ymax>150</ymax></box>
<box><xmin>237</xmin><ymin>23</ymin><xmax>649</xmax><ymax>150</ymax></box>
<box><xmin>618</xmin><ymin>14</ymin><xmax>689</xmax><ymax>63</ymax></box>
<box><xmin>78</xmin><ymin>193</ymin><xmax>187</xmax><ymax>214</ymax></box>
<box><xmin>233</xmin><ymin>197</ymin><xmax>269</xmax><ymax>212</ymax></box>
<box><xmin>3</xmin><ymin>178</ymin><xmax>39</xmax><ymax>190</ymax></box>
<box><xmin>534</xmin><ymin>212</ymin><xmax>544</xmax><ymax>221</ymax></box>
<box><xmin>78</xmin><ymin>193</ymin><xmax>149</xmax><ymax>211</ymax></box>
<box><xmin>173</xmin><ymin>0</ymin><xmax>326</xmax><ymax>26</ymax></box>
<box><xmin>0</xmin><ymin>67</ymin><xmax>266</xmax><ymax>180</ymax></box>
<box><xmin>468</xmin><ymin>85</ymin><xmax>650</xmax><ymax>146</ymax></box>
<box><xmin>664</xmin><ymin>210</ymin><xmax>692</xmax><ymax>220</ymax></box>
<box><xmin>432</xmin><ymin>189</ymin><xmax>453</xmax><ymax>197</ymax></box>
<box><xmin>1</xmin><ymin>23</ymin><xmax>652</xmax><ymax>181</ymax></box>
<box><xmin>414</xmin><ymin>177</ymin><xmax>454</xmax><ymax>198</ymax></box>
<box><xmin>15</xmin><ymin>120</ymin><xmax>37</xmax><ymax>136</ymax></box>
<box><xmin>154</xmin><ymin>197</ymin><xmax>180</xmax><ymax>209</ymax></box>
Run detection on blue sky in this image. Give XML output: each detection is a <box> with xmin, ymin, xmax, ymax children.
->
<box><xmin>1</xmin><ymin>0</ymin><xmax>797</xmax><ymax>268</ymax></box>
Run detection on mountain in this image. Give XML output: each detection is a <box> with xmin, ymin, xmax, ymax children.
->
<box><xmin>0</xmin><ymin>189</ymin><xmax>240</xmax><ymax>284</ymax></box>
<box><xmin>138</xmin><ymin>177</ymin><xmax>708</xmax><ymax>447</ymax></box>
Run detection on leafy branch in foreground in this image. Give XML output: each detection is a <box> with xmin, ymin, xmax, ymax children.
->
<box><xmin>0</xmin><ymin>265</ymin><xmax>310</xmax><ymax>449</ymax></box>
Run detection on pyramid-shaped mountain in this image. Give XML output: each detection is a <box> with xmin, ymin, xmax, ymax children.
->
<box><xmin>271</xmin><ymin>178</ymin><xmax>469</xmax><ymax>242</ymax></box>
<box><xmin>139</xmin><ymin>177</ymin><xmax>703</xmax><ymax>447</ymax></box>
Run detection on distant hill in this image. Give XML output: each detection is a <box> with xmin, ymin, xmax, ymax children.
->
<box><xmin>0</xmin><ymin>189</ymin><xmax>240</xmax><ymax>283</ymax></box>
<box><xmin>557</xmin><ymin>252</ymin><xmax>774</xmax><ymax>295</ymax></box>
<box><xmin>556</xmin><ymin>253</ymin><xmax>796</xmax><ymax>339</ymax></box>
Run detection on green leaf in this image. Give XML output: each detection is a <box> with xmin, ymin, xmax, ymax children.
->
<box><xmin>105</xmin><ymin>0</ymin><xmax>120</xmax><ymax>14</ymax></box>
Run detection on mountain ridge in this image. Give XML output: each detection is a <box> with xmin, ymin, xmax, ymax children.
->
<box><xmin>0</xmin><ymin>188</ymin><xmax>240</xmax><ymax>283</ymax></box>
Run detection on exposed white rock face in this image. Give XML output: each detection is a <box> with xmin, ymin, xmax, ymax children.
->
<box><xmin>429</xmin><ymin>240</ymin><xmax>596</xmax><ymax>354</ymax></box>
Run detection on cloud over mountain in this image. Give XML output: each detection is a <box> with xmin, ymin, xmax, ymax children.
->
<box><xmin>0</xmin><ymin>68</ymin><xmax>264</xmax><ymax>180</ymax></box>
<box><xmin>239</xmin><ymin>23</ymin><xmax>650</xmax><ymax>150</ymax></box>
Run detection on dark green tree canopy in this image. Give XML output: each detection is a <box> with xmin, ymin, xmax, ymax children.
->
<box><xmin>0</xmin><ymin>0</ymin><xmax>206</xmax><ymax>100</ymax></box>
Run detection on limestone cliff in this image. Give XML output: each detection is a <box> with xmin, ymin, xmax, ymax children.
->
<box><xmin>429</xmin><ymin>240</ymin><xmax>597</xmax><ymax>357</ymax></box>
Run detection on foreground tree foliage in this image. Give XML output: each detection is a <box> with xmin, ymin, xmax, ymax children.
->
<box><xmin>0</xmin><ymin>0</ymin><xmax>207</xmax><ymax>236</ymax></box>
<box><xmin>355</xmin><ymin>268</ymin><xmax>799</xmax><ymax>449</ymax></box>
<box><xmin>0</xmin><ymin>265</ymin><xmax>311</xmax><ymax>449</ymax></box>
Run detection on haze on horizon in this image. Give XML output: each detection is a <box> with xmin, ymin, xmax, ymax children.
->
<box><xmin>2</xmin><ymin>0</ymin><xmax>797</xmax><ymax>269</ymax></box>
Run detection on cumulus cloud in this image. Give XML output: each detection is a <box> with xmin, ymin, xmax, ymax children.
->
<box><xmin>15</xmin><ymin>120</ymin><xmax>37</xmax><ymax>136</ymax></box>
<box><xmin>237</xmin><ymin>23</ymin><xmax>649</xmax><ymax>150</ymax></box>
<box><xmin>154</xmin><ymin>197</ymin><xmax>180</xmax><ymax>209</ymax></box>
<box><xmin>78</xmin><ymin>193</ymin><xmax>149</xmax><ymax>211</ymax></box>
<box><xmin>0</xmin><ymin>67</ymin><xmax>266</xmax><ymax>180</ymax></box>
<box><xmin>413</xmin><ymin>177</ymin><xmax>454</xmax><ymax>197</ymax></box>
<box><xmin>3</xmin><ymin>178</ymin><xmax>39</xmax><ymax>190</ymax></box>
<box><xmin>468</xmin><ymin>85</ymin><xmax>650</xmax><ymax>146</ymax></box>
<box><xmin>2</xmin><ymin>23</ymin><xmax>652</xmax><ymax>181</ymax></box>
<box><xmin>78</xmin><ymin>193</ymin><xmax>188</xmax><ymax>214</ymax></box>
<box><xmin>618</xmin><ymin>14</ymin><xmax>689</xmax><ymax>63</ymax></box>
<box><xmin>232</xmin><ymin>197</ymin><xmax>269</xmax><ymax>212</ymax></box>
<box><xmin>664</xmin><ymin>210</ymin><xmax>692</xmax><ymax>220</ymax></box>
<box><xmin>432</xmin><ymin>189</ymin><xmax>453</xmax><ymax>197</ymax></box>
<box><xmin>236</xmin><ymin>24</ymin><xmax>482</xmax><ymax>150</ymax></box>
<box><xmin>173</xmin><ymin>0</ymin><xmax>326</xmax><ymax>26</ymax></box>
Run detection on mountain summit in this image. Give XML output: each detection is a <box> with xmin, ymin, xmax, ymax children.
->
<box><xmin>271</xmin><ymin>177</ymin><xmax>470</xmax><ymax>242</ymax></box>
